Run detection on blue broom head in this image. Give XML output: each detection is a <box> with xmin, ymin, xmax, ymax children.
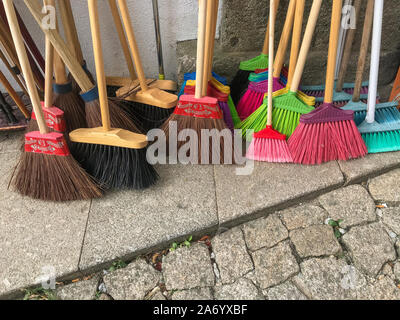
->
<box><xmin>358</xmin><ymin>118</ymin><xmax>400</xmax><ymax>154</ymax></box>
<box><xmin>315</xmin><ymin>91</ymin><xmax>369</xmax><ymax>104</ymax></box>
<box><xmin>343</xmin><ymin>101</ymin><xmax>400</xmax><ymax>126</ymax></box>
<box><xmin>301</xmin><ymin>80</ymin><xmax>370</xmax><ymax>93</ymax></box>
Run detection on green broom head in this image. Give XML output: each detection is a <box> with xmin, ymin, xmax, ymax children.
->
<box><xmin>272</xmin><ymin>91</ymin><xmax>315</xmax><ymax>137</ymax></box>
<box><xmin>358</xmin><ymin>119</ymin><xmax>400</xmax><ymax>154</ymax></box>
<box><xmin>238</xmin><ymin>96</ymin><xmax>269</xmax><ymax>140</ymax></box>
<box><xmin>228</xmin><ymin>95</ymin><xmax>241</xmax><ymax>128</ymax></box>
<box><xmin>239</xmin><ymin>54</ymin><xmax>269</xmax><ymax>71</ymax></box>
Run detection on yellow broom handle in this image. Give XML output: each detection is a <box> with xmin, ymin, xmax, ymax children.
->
<box><xmin>290</xmin><ymin>0</ymin><xmax>323</xmax><ymax>93</ymax></box>
<box><xmin>108</xmin><ymin>0</ymin><xmax>137</xmax><ymax>81</ymax></box>
<box><xmin>267</xmin><ymin>0</ymin><xmax>275</xmax><ymax>127</ymax></box>
<box><xmin>262</xmin><ymin>0</ymin><xmax>280</xmax><ymax>55</ymax></box>
<box><xmin>118</xmin><ymin>0</ymin><xmax>149</xmax><ymax>92</ymax></box>
<box><xmin>324</xmin><ymin>0</ymin><xmax>343</xmax><ymax>103</ymax></box>
<box><xmin>273</xmin><ymin>0</ymin><xmax>296</xmax><ymax>78</ymax></box>
<box><xmin>88</xmin><ymin>0</ymin><xmax>110</xmax><ymax>131</ymax></box>
<box><xmin>4</xmin><ymin>0</ymin><xmax>48</xmax><ymax>133</ymax></box>
<box><xmin>287</xmin><ymin>0</ymin><xmax>305</xmax><ymax>87</ymax></box>
<box><xmin>44</xmin><ymin>0</ymin><xmax>54</xmax><ymax>109</ymax></box>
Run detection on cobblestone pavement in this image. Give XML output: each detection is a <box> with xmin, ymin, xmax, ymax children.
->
<box><xmin>50</xmin><ymin>170</ymin><xmax>400</xmax><ymax>300</ymax></box>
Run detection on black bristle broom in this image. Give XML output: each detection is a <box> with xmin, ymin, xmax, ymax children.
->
<box><xmin>69</xmin><ymin>0</ymin><xmax>158</xmax><ymax>190</ymax></box>
<box><xmin>6</xmin><ymin>0</ymin><xmax>102</xmax><ymax>201</ymax></box>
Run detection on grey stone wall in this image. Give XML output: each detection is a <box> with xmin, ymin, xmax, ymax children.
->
<box><xmin>177</xmin><ymin>0</ymin><xmax>400</xmax><ymax>99</ymax></box>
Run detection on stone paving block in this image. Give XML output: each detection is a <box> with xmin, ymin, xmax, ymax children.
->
<box><xmin>318</xmin><ymin>185</ymin><xmax>376</xmax><ymax>228</ymax></box>
<box><xmin>0</xmin><ymin>152</ymin><xmax>91</xmax><ymax>298</ymax></box>
<box><xmin>212</xmin><ymin>228</ymin><xmax>253</xmax><ymax>284</ymax></box>
<box><xmin>242</xmin><ymin>214</ymin><xmax>288</xmax><ymax>251</ymax></box>
<box><xmin>163</xmin><ymin>243</ymin><xmax>214</xmax><ymax>290</ymax></box>
<box><xmin>338</xmin><ymin>152</ymin><xmax>400</xmax><ymax>183</ymax></box>
<box><xmin>279</xmin><ymin>204</ymin><xmax>328</xmax><ymax>230</ymax></box>
<box><xmin>79</xmin><ymin>164</ymin><xmax>218</xmax><ymax>271</ymax></box>
<box><xmin>252</xmin><ymin>241</ymin><xmax>299</xmax><ymax>289</ymax></box>
<box><xmin>0</xmin><ymin>131</ymin><xmax>23</xmax><ymax>153</ymax></box>
<box><xmin>358</xmin><ymin>276</ymin><xmax>400</xmax><ymax>300</ymax></box>
<box><xmin>342</xmin><ymin>223</ymin><xmax>397</xmax><ymax>276</ymax></box>
<box><xmin>394</xmin><ymin>262</ymin><xmax>400</xmax><ymax>280</ymax></box>
<box><xmin>171</xmin><ymin>287</ymin><xmax>214</xmax><ymax>300</ymax></box>
<box><xmin>263</xmin><ymin>281</ymin><xmax>308</xmax><ymax>300</ymax></box>
<box><xmin>56</xmin><ymin>276</ymin><xmax>99</xmax><ymax>300</ymax></box>
<box><xmin>381</xmin><ymin>208</ymin><xmax>400</xmax><ymax>235</ymax></box>
<box><xmin>214</xmin><ymin>278</ymin><xmax>264</xmax><ymax>300</ymax></box>
<box><xmin>290</xmin><ymin>225</ymin><xmax>342</xmax><ymax>258</ymax></box>
<box><xmin>151</xmin><ymin>292</ymin><xmax>167</xmax><ymax>300</ymax></box>
<box><xmin>103</xmin><ymin>259</ymin><xmax>161</xmax><ymax>300</ymax></box>
<box><xmin>293</xmin><ymin>257</ymin><xmax>364</xmax><ymax>300</ymax></box>
<box><xmin>369</xmin><ymin>169</ymin><xmax>400</xmax><ymax>204</ymax></box>
<box><xmin>214</xmin><ymin>162</ymin><xmax>344</xmax><ymax>227</ymax></box>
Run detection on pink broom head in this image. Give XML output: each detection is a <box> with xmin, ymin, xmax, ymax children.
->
<box><xmin>246</xmin><ymin>125</ymin><xmax>293</xmax><ymax>163</ymax></box>
<box><xmin>25</xmin><ymin>131</ymin><xmax>70</xmax><ymax>156</ymax></box>
<box><xmin>31</xmin><ymin>102</ymin><xmax>67</xmax><ymax>132</ymax></box>
<box><xmin>236</xmin><ymin>78</ymin><xmax>285</xmax><ymax>121</ymax></box>
<box><xmin>173</xmin><ymin>94</ymin><xmax>222</xmax><ymax>119</ymax></box>
<box><xmin>288</xmin><ymin>103</ymin><xmax>367</xmax><ymax>165</ymax></box>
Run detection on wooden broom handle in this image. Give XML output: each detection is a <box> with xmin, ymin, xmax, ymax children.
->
<box><xmin>4</xmin><ymin>0</ymin><xmax>47</xmax><ymax>133</ymax></box>
<box><xmin>88</xmin><ymin>0</ymin><xmax>110</xmax><ymax>131</ymax></box>
<box><xmin>273</xmin><ymin>0</ymin><xmax>296</xmax><ymax>78</ymax></box>
<box><xmin>118</xmin><ymin>0</ymin><xmax>149</xmax><ymax>92</ymax></box>
<box><xmin>267</xmin><ymin>0</ymin><xmax>275</xmax><ymax>127</ymax></box>
<box><xmin>59</xmin><ymin>0</ymin><xmax>84</xmax><ymax>65</ymax></box>
<box><xmin>353</xmin><ymin>0</ymin><xmax>374</xmax><ymax>102</ymax></box>
<box><xmin>336</xmin><ymin>0</ymin><xmax>361</xmax><ymax>92</ymax></box>
<box><xmin>0</xmin><ymin>69</ymin><xmax>30</xmax><ymax>118</ymax></box>
<box><xmin>44</xmin><ymin>0</ymin><xmax>54</xmax><ymax>109</ymax></box>
<box><xmin>262</xmin><ymin>0</ymin><xmax>280</xmax><ymax>55</ymax></box>
<box><xmin>0</xmin><ymin>48</ymin><xmax>28</xmax><ymax>95</ymax></box>
<box><xmin>324</xmin><ymin>0</ymin><xmax>343</xmax><ymax>103</ymax></box>
<box><xmin>202</xmin><ymin>0</ymin><xmax>214</xmax><ymax>96</ymax></box>
<box><xmin>287</xmin><ymin>0</ymin><xmax>305</xmax><ymax>87</ymax></box>
<box><xmin>290</xmin><ymin>0</ymin><xmax>322</xmax><ymax>92</ymax></box>
<box><xmin>195</xmin><ymin>0</ymin><xmax>207</xmax><ymax>98</ymax></box>
<box><xmin>108</xmin><ymin>0</ymin><xmax>137</xmax><ymax>81</ymax></box>
<box><xmin>208</xmin><ymin>0</ymin><xmax>218</xmax><ymax>81</ymax></box>
<box><xmin>24</xmin><ymin>0</ymin><xmax>94</xmax><ymax>92</ymax></box>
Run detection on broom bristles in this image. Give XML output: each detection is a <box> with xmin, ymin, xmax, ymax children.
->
<box><xmin>53</xmin><ymin>91</ymin><xmax>86</xmax><ymax>133</ymax></box>
<box><xmin>13</xmin><ymin>152</ymin><xmax>102</xmax><ymax>201</ymax></box>
<box><xmin>362</xmin><ymin>130</ymin><xmax>400</xmax><ymax>153</ymax></box>
<box><xmin>230</xmin><ymin>69</ymin><xmax>252</xmax><ymax>105</ymax></box>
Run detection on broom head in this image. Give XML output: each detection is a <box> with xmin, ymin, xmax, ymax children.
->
<box><xmin>358</xmin><ymin>119</ymin><xmax>400</xmax><ymax>154</ymax></box>
<box><xmin>343</xmin><ymin>101</ymin><xmax>400</xmax><ymax>126</ymax></box>
<box><xmin>246</xmin><ymin>125</ymin><xmax>293</xmax><ymax>163</ymax></box>
<box><xmin>31</xmin><ymin>102</ymin><xmax>66</xmax><ymax>132</ymax></box>
<box><xmin>239</xmin><ymin>53</ymin><xmax>269</xmax><ymax>71</ymax></box>
<box><xmin>288</xmin><ymin>103</ymin><xmax>367</xmax><ymax>164</ymax></box>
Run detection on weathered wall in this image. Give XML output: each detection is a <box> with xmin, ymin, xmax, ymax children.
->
<box><xmin>177</xmin><ymin>0</ymin><xmax>400</xmax><ymax>99</ymax></box>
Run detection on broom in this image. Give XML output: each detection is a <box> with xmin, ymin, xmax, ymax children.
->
<box><xmin>58</xmin><ymin>0</ymin><xmax>95</xmax><ymax>94</ymax></box>
<box><xmin>239</xmin><ymin>0</ymin><xmax>321</xmax><ymax>139</ymax></box>
<box><xmin>246</xmin><ymin>0</ymin><xmax>292</xmax><ymax>163</ymax></box>
<box><xmin>357</xmin><ymin>0</ymin><xmax>400</xmax><ymax>154</ymax></box>
<box><xmin>0</xmin><ymin>88</ymin><xmax>28</xmax><ymax>131</ymax></box>
<box><xmin>113</xmin><ymin>0</ymin><xmax>177</xmax><ymax>132</ymax></box>
<box><xmin>161</xmin><ymin>0</ymin><xmax>233</xmax><ymax>164</ymax></box>
<box><xmin>70</xmin><ymin>0</ymin><xmax>158</xmax><ymax>190</ymax></box>
<box><xmin>288</xmin><ymin>0</ymin><xmax>367</xmax><ymax>164</ymax></box>
<box><xmin>235</xmin><ymin>0</ymin><xmax>296</xmax><ymax>121</ymax></box>
<box><xmin>230</xmin><ymin>0</ymin><xmax>281</xmax><ymax>105</ymax></box>
<box><xmin>25</xmin><ymin>0</ymin><xmax>141</xmax><ymax>134</ymax></box>
<box><xmin>5</xmin><ymin>0</ymin><xmax>102</xmax><ymax>201</ymax></box>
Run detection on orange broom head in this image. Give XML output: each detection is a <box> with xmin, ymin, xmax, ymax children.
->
<box><xmin>31</xmin><ymin>103</ymin><xmax>66</xmax><ymax>132</ymax></box>
<box><xmin>246</xmin><ymin>125</ymin><xmax>293</xmax><ymax>163</ymax></box>
<box><xmin>288</xmin><ymin>103</ymin><xmax>367</xmax><ymax>165</ymax></box>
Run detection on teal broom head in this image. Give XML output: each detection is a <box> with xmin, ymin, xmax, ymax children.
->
<box><xmin>343</xmin><ymin>101</ymin><xmax>400</xmax><ymax>126</ymax></box>
<box><xmin>358</xmin><ymin>119</ymin><xmax>400</xmax><ymax>153</ymax></box>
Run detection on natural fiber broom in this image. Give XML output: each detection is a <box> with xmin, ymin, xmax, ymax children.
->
<box><xmin>5</xmin><ymin>0</ymin><xmax>102</xmax><ymax>201</ymax></box>
<box><xmin>70</xmin><ymin>0</ymin><xmax>158</xmax><ymax>190</ymax></box>
<box><xmin>246</xmin><ymin>0</ymin><xmax>292</xmax><ymax>163</ymax></box>
<box><xmin>288</xmin><ymin>0</ymin><xmax>367</xmax><ymax>164</ymax></box>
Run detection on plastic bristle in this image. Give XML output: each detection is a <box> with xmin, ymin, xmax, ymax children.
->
<box><xmin>219</xmin><ymin>101</ymin><xmax>234</xmax><ymax>131</ymax></box>
<box><xmin>246</xmin><ymin>136</ymin><xmax>293</xmax><ymax>163</ymax></box>
<box><xmin>361</xmin><ymin>130</ymin><xmax>400</xmax><ymax>153</ymax></box>
<box><xmin>239</xmin><ymin>54</ymin><xmax>269</xmax><ymax>71</ymax></box>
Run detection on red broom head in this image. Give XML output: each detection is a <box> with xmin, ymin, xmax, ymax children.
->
<box><xmin>247</xmin><ymin>126</ymin><xmax>292</xmax><ymax>163</ymax></box>
<box><xmin>173</xmin><ymin>94</ymin><xmax>222</xmax><ymax>119</ymax></box>
<box><xmin>25</xmin><ymin>131</ymin><xmax>70</xmax><ymax>156</ymax></box>
<box><xmin>289</xmin><ymin>103</ymin><xmax>367</xmax><ymax>164</ymax></box>
<box><xmin>31</xmin><ymin>102</ymin><xmax>66</xmax><ymax>132</ymax></box>
<box><xmin>184</xmin><ymin>83</ymin><xmax>229</xmax><ymax>103</ymax></box>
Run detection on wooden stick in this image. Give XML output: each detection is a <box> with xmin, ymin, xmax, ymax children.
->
<box><xmin>262</xmin><ymin>0</ymin><xmax>280</xmax><ymax>55</ymax></box>
<box><xmin>267</xmin><ymin>0</ymin><xmax>275</xmax><ymax>127</ymax></box>
<box><xmin>0</xmin><ymin>69</ymin><xmax>29</xmax><ymax>118</ymax></box>
<box><xmin>4</xmin><ymin>0</ymin><xmax>47</xmax><ymax>133</ymax></box>
<box><xmin>208</xmin><ymin>0</ymin><xmax>219</xmax><ymax>82</ymax></box>
<box><xmin>0</xmin><ymin>48</ymin><xmax>28</xmax><ymax>95</ymax></box>
<box><xmin>352</xmin><ymin>0</ymin><xmax>373</xmax><ymax>102</ymax></box>
<box><xmin>273</xmin><ymin>0</ymin><xmax>296</xmax><ymax>78</ymax></box>
<box><xmin>336</xmin><ymin>0</ymin><xmax>361</xmax><ymax>92</ymax></box>
<box><xmin>324</xmin><ymin>0</ymin><xmax>343</xmax><ymax>104</ymax></box>
<box><xmin>44</xmin><ymin>0</ymin><xmax>54</xmax><ymax>109</ymax></box>
<box><xmin>195</xmin><ymin>0</ymin><xmax>207</xmax><ymax>99</ymax></box>
<box><xmin>202</xmin><ymin>0</ymin><xmax>214</xmax><ymax>96</ymax></box>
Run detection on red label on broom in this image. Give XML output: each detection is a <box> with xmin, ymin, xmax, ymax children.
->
<box><xmin>31</xmin><ymin>103</ymin><xmax>67</xmax><ymax>132</ymax></box>
<box><xmin>24</xmin><ymin>131</ymin><xmax>70</xmax><ymax>156</ymax></box>
<box><xmin>174</xmin><ymin>95</ymin><xmax>222</xmax><ymax>119</ymax></box>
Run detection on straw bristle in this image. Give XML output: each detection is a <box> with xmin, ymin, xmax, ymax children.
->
<box><xmin>73</xmin><ymin>142</ymin><xmax>159</xmax><ymax>190</ymax></box>
<box><xmin>288</xmin><ymin>120</ymin><xmax>367</xmax><ymax>164</ymax></box>
<box><xmin>53</xmin><ymin>91</ymin><xmax>87</xmax><ymax>132</ymax></box>
<box><xmin>12</xmin><ymin>152</ymin><xmax>102</xmax><ymax>201</ymax></box>
<box><xmin>85</xmin><ymin>99</ymin><xmax>141</xmax><ymax>133</ymax></box>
